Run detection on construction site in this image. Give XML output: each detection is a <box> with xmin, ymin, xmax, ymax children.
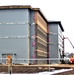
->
<box><xmin>0</xmin><ymin>5</ymin><xmax>74</xmax><ymax>74</ymax></box>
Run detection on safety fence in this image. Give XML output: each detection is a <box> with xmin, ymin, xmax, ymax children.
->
<box><xmin>0</xmin><ymin>58</ymin><xmax>66</xmax><ymax>74</ymax></box>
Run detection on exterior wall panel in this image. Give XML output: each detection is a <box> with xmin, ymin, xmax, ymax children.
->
<box><xmin>29</xmin><ymin>10</ymin><xmax>36</xmax><ymax>64</ymax></box>
<box><xmin>0</xmin><ymin>9</ymin><xmax>29</xmax><ymax>22</ymax></box>
<box><xmin>48</xmin><ymin>22</ymin><xmax>64</xmax><ymax>64</ymax></box>
<box><xmin>35</xmin><ymin>12</ymin><xmax>48</xmax><ymax>64</ymax></box>
<box><xmin>0</xmin><ymin>6</ymin><xmax>49</xmax><ymax>65</ymax></box>
<box><xmin>0</xmin><ymin>9</ymin><xmax>30</xmax><ymax>64</ymax></box>
<box><xmin>49</xmin><ymin>24</ymin><xmax>59</xmax><ymax>63</ymax></box>
<box><xmin>36</xmin><ymin>12</ymin><xmax>47</xmax><ymax>33</ymax></box>
<box><xmin>49</xmin><ymin>44</ymin><xmax>58</xmax><ymax>63</ymax></box>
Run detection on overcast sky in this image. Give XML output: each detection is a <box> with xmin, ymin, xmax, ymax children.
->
<box><xmin>0</xmin><ymin>0</ymin><xmax>74</xmax><ymax>53</ymax></box>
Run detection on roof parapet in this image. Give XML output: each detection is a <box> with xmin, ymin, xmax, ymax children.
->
<box><xmin>48</xmin><ymin>21</ymin><xmax>64</xmax><ymax>32</ymax></box>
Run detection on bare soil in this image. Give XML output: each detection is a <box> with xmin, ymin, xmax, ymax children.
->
<box><xmin>0</xmin><ymin>65</ymin><xmax>74</xmax><ymax>74</ymax></box>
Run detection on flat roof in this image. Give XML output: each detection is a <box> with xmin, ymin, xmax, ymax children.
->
<box><xmin>48</xmin><ymin>21</ymin><xmax>64</xmax><ymax>32</ymax></box>
<box><xmin>0</xmin><ymin>5</ymin><xmax>48</xmax><ymax>23</ymax></box>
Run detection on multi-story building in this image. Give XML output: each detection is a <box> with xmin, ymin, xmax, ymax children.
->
<box><xmin>0</xmin><ymin>6</ymin><xmax>48</xmax><ymax>64</ymax></box>
<box><xmin>48</xmin><ymin>21</ymin><xmax>64</xmax><ymax>64</ymax></box>
<box><xmin>0</xmin><ymin>5</ymin><xmax>64</xmax><ymax>65</ymax></box>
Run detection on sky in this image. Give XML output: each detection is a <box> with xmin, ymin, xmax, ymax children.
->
<box><xmin>0</xmin><ymin>0</ymin><xmax>74</xmax><ymax>53</ymax></box>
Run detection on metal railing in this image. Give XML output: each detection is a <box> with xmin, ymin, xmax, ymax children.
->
<box><xmin>0</xmin><ymin>58</ymin><xmax>65</xmax><ymax>74</ymax></box>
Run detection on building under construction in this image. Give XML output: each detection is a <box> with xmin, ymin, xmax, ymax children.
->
<box><xmin>48</xmin><ymin>21</ymin><xmax>64</xmax><ymax>64</ymax></box>
<box><xmin>0</xmin><ymin>5</ymin><xmax>64</xmax><ymax>65</ymax></box>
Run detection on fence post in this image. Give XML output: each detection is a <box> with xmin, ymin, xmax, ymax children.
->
<box><xmin>8</xmin><ymin>58</ymin><xmax>12</xmax><ymax>75</ymax></box>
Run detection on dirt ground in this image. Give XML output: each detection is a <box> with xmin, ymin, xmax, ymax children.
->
<box><xmin>0</xmin><ymin>65</ymin><xmax>49</xmax><ymax>73</ymax></box>
<box><xmin>0</xmin><ymin>65</ymin><xmax>74</xmax><ymax>74</ymax></box>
